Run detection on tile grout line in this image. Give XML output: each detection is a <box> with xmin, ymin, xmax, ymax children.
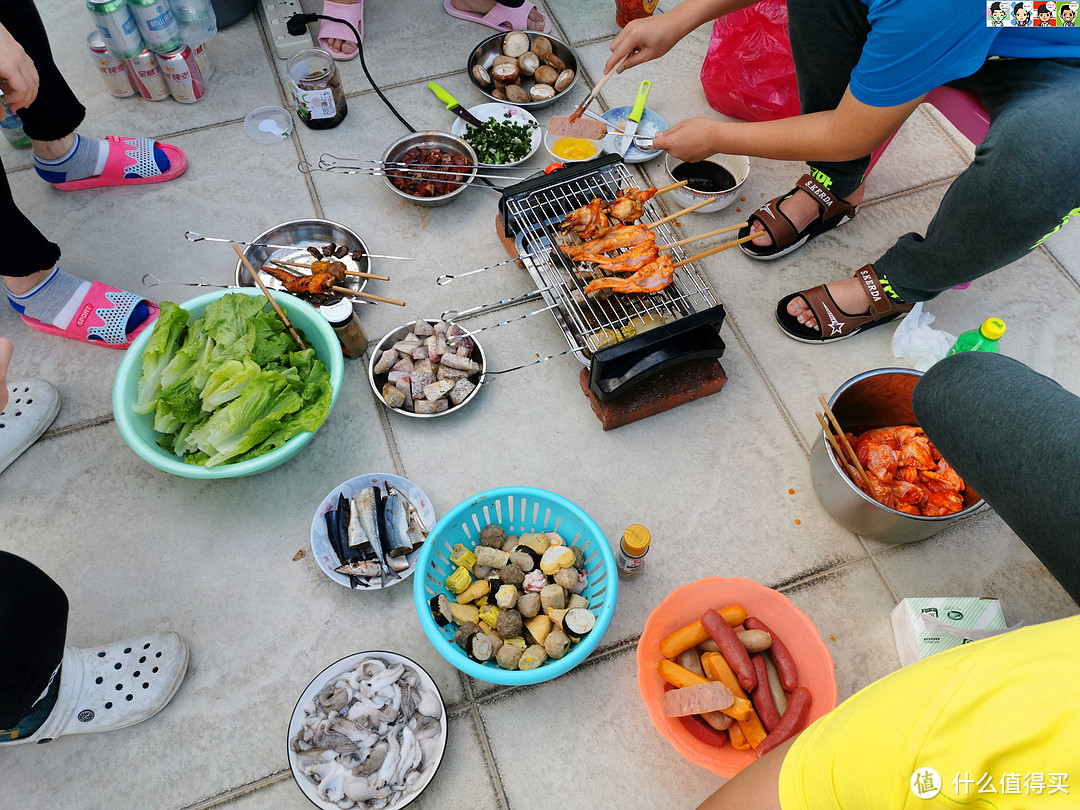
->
<box><xmin>179</xmin><ymin>770</ymin><xmax>292</xmax><ymax>810</ymax></box>
<box><xmin>467</xmin><ymin>702</ymin><xmax>512</xmax><ymax>810</ymax></box>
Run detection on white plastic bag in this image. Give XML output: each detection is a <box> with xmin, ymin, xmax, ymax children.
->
<box><xmin>891</xmin><ymin>303</ymin><xmax>956</xmax><ymax>371</ymax></box>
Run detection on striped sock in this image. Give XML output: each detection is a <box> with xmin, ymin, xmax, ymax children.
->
<box><xmin>33</xmin><ymin>134</ymin><xmax>109</xmax><ymax>184</ymax></box>
<box><xmin>5</xmin><ymin>267</ymin><xmax>150</xmax><ymax>336</ymax></box>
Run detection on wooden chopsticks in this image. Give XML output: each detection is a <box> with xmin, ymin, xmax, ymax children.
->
<box><xmin>816</xmin><ymin>395</ymin><xmax>873</xmax><ymax>491</ymax></box>
<box><xmin>232</xmin><ymin>244</ymin><xmax>306</xmax><ymax>350</ymax></box>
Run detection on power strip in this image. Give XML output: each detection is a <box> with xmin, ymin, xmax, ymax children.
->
<box><xmin>263</xmin><ymin>0</ymin><xmax>315</xmax><ymax>60</ymax></box>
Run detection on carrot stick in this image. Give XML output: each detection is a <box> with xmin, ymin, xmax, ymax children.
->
<box><xmin>657</xmin><ymin>658</ymin><xmax>708</xmax><ymax>689</ymax></box>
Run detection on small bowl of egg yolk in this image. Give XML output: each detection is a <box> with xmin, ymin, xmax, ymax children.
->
<box><xmin>543</xmin><ymin>130</ymin><xmax>604</xmax><ymax>164</ymax></box>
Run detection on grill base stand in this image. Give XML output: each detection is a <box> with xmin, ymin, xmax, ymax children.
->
<box><xmin>578</xmin><ymin>358</ymin><xmax>727</xmax><ymax>430</ymax></box>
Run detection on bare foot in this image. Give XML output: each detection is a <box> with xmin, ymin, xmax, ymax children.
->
<box><xmin>452</xmin><ymin>0</ymin><xmax>548</xmax><ymax>29</ymax></box>
<box><xmin>786</xmin><ymin>275</ymin><xmax>872</xmax><ymax>331</ymax></box>
<box><xmin>323</xmin><ymin>0</ymin><xmax>361</xmax><ymax>56</ymax></box>
<box><xmin>0</xmin><ymin>337</ymin><xmax>12</xmax><ymax>412</ymax></box>
<box><xmin>751</xmin><ymin>183</ymin><xmax>865</xmax><ymax>248</ymax></box>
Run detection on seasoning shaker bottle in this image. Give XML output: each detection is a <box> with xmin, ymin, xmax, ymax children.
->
<box><xmin>615</xmin><ymin>524</ymin><xmax>650</xmax><ymax>580</ymax></box>
<box><xmin>320</xmin><ymin>298</ymin><xmax>367</xmax><ymax>358</ymax></box>
<box><xmin>287</xmin><ymin>48</ymin><xmax>348</xmax><ymax>129</ymax></box>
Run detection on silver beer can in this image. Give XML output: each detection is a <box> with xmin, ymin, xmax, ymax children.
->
<box><xmin>85</xmin><ymin>0</ymin><xmax>144</xmax><ymax>60</ymax></box>
<box><xmin>157</xmin><ymin>44</ymin><xmax>206</xmax><ymax>103</ymax></box>
<box><xmin>127</xmin><ymin>0</ymin><xmax>183</xmax><ymax>53</ymax></box>
<box><xmin>87</xmin><ymin>30</ymin><xmax>135</xmax><ymax>97</ymax></box>
<box><xmin>126</xmin><ymin>49</ymin><xmax>171</xmax><ymax>101</ymax></box>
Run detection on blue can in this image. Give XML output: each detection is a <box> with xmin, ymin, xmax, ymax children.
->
<box><xmin>127</xmin><ymin>0</ymin><xmax>183</xmax><ymax>53</ymax></box>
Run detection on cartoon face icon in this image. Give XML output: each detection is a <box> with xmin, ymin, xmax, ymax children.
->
<box><xmin>1036</xmin><ymin>3</ymin><xmax>1054</xmax><ymax>21</ymax></box>
<box><xmin>990</xmin><ymin>0</ymin><xmax>1008</xmax><ymax>22</ymax></box>
<box><xmin>1014</xmin><ymin>2</ymin><xmax>1031</xmax><ymax>22</ymax></box>
<box><xmin>1061</xmin><ymin>3</ymin><xmax>1077</xmax><ymax>22</ymax></box>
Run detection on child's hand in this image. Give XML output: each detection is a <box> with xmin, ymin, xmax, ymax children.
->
<box><xmin>605</xmin><ymin>15</ymin><xmax>684</xmax><ymax>74</ymax></box>
<box><xmin>0</xmin><ymin>23</ymin><xmax>40</xmax><ymax>111</ymax></box>
<box><xmin>653</xmin><ymin>118</ymin><xmax>723</xmax><ymax>163</ymax></box>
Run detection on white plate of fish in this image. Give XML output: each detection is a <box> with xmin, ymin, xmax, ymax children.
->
<box><xmin>288</xmin><ymin>650</ymin><xmax>447</xmax><ymax>809</ymax></box>
<box><xmin>311</xmin><ymin>474</ymin><xmax>435</xmax><ymax>590</ymax></box>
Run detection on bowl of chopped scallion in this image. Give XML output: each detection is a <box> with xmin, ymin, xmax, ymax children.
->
<box><xmin>450</xmin><ymin>102</ymin><xmax>541</xmax><ymax>167</ymax></box>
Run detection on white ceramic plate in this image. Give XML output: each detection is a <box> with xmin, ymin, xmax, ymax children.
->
<box><xmin>288</xmin><ymin>651</ymin><xmax>448</xmax><ymax>810</ymax></box>
<box><xmin>600</xmin><ymin>105</ymin><xmax>668</xmax><ymax>163</ymax></box>
<box><xmin>310</xmin><ymin>473</ymin><xmax>436</xmax><ymax>591</ymax></box>
<box><xmin>450</xmin><ymin>102</ymin><xmax>542</xmax><ymax>167</ymax></box>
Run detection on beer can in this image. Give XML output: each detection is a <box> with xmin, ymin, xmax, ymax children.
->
<box><xmin>86</xmin><ymin>0</ymin><xmax>144</xmax><ymax>59</ymax></box>
<box><xmin>157</xmin><ymin>44</ymin><xmax>206</xmax><ymax>103</ymax></box>
<box><xmin>192</xmin><ymin>41</ymin><xmax>214</xmax><ymax>81</ymax></box>
<box><xmin>127</xmin><ymin>0</ymin><xmax>183</xmax><ymax>53</ymax></box>
<box><xmin>126</xmin><ymin>49</ymin><xmax>171</xmax><ymax>101</ymax></box>
<box><xmin>87</xmin><ymin>31</ymin><xmax>135</xmax><ymax>97</ymax></box>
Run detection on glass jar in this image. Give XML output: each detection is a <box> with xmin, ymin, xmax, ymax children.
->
<box><xmin>287</xmin><ymin>49</ymin><xmax>348</xmax><ymax>130</ymax></box>
<box><xmin>320</xmin><ymin>298</ymin><xmax>367</xmax><ymax>358</ymax></box>
<box><xmin>615</xmin><ymin>0</ymin><xmax>659</xmax><ymax>27</ymax></box>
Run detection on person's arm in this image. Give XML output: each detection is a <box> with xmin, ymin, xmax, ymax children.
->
<box><xmin>653</xmin><ymin>88</ymin><xmax>926</xmax><ymax>164</ymax></box>
<box><xmin>694</xmin><ymin>735</ymin><xmax>798</xmax><ymax>810</ymax></box>
<box><xmin>0</xmin><ymin>22</ymin><xmax>39</xmax><ymax>111</ymax></box>
<box><xmin>605</xmin><ymin>0</ymin><xmax>759</xmax><ymax>74</ymax></box>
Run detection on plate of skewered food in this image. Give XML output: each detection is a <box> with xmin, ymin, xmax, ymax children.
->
<box><xmin>311</xmin><ymin>473</ymin><xmax>436</xmax><ymax>591</ymax></box>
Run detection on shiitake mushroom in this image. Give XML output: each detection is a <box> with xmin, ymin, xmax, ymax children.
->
<box><xmin>504</xmin><ymin>84</ymin><xmax>530</xmax><ymax>104</ymax></box>
<box><xmin>517</xmin><ymin>51</ymin><xmax>539</xmax><ymax>77</ymax></box>
<box><xmin>502</xmin><ymin>30</ymin><xmax>530</xmax><ymax>58</ymax></box>
<box><xmin>539</xmin><ymin>51</ymin><xmax>566</xmax><ymax>72</ymax></box>
<box><xmin>491</xmin><ymin>62</ymin><xmax>521</xmax><ymax>86</ymax></box>
<box><xmin>472</xmin><ymin>64</ymin><xmax>491</xmax><ymax>87</ymax></box>
<box><xmin>534</xmin><ymin>65</ymin><xmax>558</xmax><ymax>86</ymax></box>
<box><xmin>554</xmin><ymin>69</ymin><xmax>575</xmax><ymax>92</ymax></box>
<box><xmin>531</xmin><ymin>36</ymin><xmax>552</xmax><ymax>56</ymax></box>
<box><xmin>529</xmin><ymin>84</ymin><xmax>555</xmax><ymax>102</ymax></box>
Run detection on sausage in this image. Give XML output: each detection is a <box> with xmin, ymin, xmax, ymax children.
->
<box><xmin>738</xmin><ymin>629</ymin><xmax>772</xmax><ymax>653</ymax></box>
<box><xmin>750</xmin><ymin>654</ymin><xmax>781</xmax><ymax>733</ymax></box>
<box><xmin>663</xmin><ymin>686</ymin><xmax>728</xmax><ymax>748</ymax></box>
<box><xmin>658</xmin><ymin>605</ymin><xmax>749</xmax><ymax>659</ymax></box>
<box><xmin>661</xmin><ymin>681</ymin><xmax>735</xmax><ymax>717</ymax></box>
<box><xmin>744</xmin><ymin>617</ymin><xmax>799</xmax><ymax>692</ymax></box>
<box><xmin>701</xmin><ymin>609</ymin><xmax>757</xmax><ymax>692</ymax></box>
<box><xmin>755</xmin><ymin>686</ymin><xmax>811</xmax><ymax>758</ymax></box>
<box><xmin>701</xmin><ymin>710</ymin><xmax>733</xmax><ymax>731</ymax></box>
<box><xmin>762</xmin><ymin>652</ymin><xmax>788</xmax><ymax>716</ymax></box>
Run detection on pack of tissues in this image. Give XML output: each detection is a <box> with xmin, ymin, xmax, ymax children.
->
<box><xmin>890</xmin><ymin>597</ymin><xmax>1021</xmax><ymax>667</ymax></box>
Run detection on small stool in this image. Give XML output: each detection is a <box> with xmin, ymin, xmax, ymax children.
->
<box><xmin>867</xmin><ymin>86</ymin><xmax>991</xmax><ymax>290</ymax></box>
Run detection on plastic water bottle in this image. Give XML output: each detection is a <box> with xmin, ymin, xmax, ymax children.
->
<box><xmin>170</xmin><ymin>0</ymin><xmax>216</xmax><ymax>46</ymax></box>
<box><xmin>947</xmin><ymin>317</ymin><xmax>1006</xmax><ymax>355</ymax></box>
<box><xmin>0</xmin><ymin>99</ymin><xmax>32</xmax><ymax>149</ymax></box>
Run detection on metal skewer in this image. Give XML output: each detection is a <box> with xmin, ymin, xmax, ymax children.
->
<box><xmin>185</xmin><ymin>231</ymin><xmax>415</xmax><ymax>261</ymax></box>
<box><xmin>142</xmin><ymin>273</ymin><xmax>229</xmax><ymax>288</ymax></box>
<box><xmin>268</xmin><ymin>258</ymin><xmax>390</xmax><ymax>281</ymax></box>
<box><xmin>436</xmin><ymin>254</ymin><xmax>531</xmax><ymax>285</ymax></box>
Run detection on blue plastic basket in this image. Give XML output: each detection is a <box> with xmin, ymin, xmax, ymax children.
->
<box><xmin>413</xmin><ymin>486</ymin><xmax>618</xmax><ymax>685</ymax></box>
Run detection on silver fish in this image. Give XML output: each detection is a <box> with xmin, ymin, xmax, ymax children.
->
<box><xmin>355</xmin><ymin>487</ymin><xmax>399</xmax><ymax>584</ymax></box>
<box><xmin>383</xmin><ymin>488</ymin><xmax>416</xmax><ymax>558</ymax></box>
<box><xmin>334</xmin><ymin>559</ymin><xmax>382</xmax><ymax>578</ymax></box>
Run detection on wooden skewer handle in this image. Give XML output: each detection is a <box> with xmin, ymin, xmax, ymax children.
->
<box><xmin>818</xmin><ymin>395</ymin><xmax>873</xmax><ymax>491</ymax></box>
<box><xmin>660</xmin><ymin>222</ymin><xmax>748</xmax><ymax>252</ymax></box>
<box><xmin>671</xmin><ymin>232</ymin><xmax>757</xmax><ymax>268</ymax></box>
<box><xmin>269</xmin><ymin>258</ymin><xmax>390</xmax><ymax>281</ymax></box>
<box><xmin>232</xmin><ymin>244</ymin><xmax>305</xmax><ymax>350</ymax></box>
<box><xmin>647</xmin><ymin>197</ymin><xmax>715</xmax><ymax>229</ymax></box>
<box><xmin>331</xmin><ymin>286</ymin><xmax>406</xmax><ymax>307</ymax></box>
<box><xmin>569</xmin><ymin>53</ymin><xmax>629</xmax><ymax>121</ymax></box>
<box><xmin>653</xmin><ymin>179</ymin><xmax>688</xmax><ymax>196</ymax></box>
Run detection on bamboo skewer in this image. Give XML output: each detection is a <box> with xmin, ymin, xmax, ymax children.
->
<box><xmin>659</xmin><ymin>222</ymin><xmax>748</xmax><ymax>252</ymax></box>
<box><xmin>268</xmin><ymin>258</ymin><xmax>390</xmax><ymax>281</ymax></box>
<box><xmin>233</xmin><ymin>244</ymin><xmax>306</xmax><ymax>350</ymax></box>
<box><xmin>331</xmin><ymin>286</ymin><xmax>407</xmax><ymax>307</ymax></box>
<box><xmin>817</xmin><ymin>395</ymin><xmax>873</xmax><ymax>492</ymax></box>
<box><xmin>671</xmin><ymin>233</ymin><xmax>757</xmax><ymax>268</ymax></box>
<box><xmin>646</xmin><ymin>198</ymin><xmax>716</xmax><ymax>229</ymax></box>
<box><xmin>816</xmin><ymin>411</ymin><xmax>862</xmax><ymax>486</ymax></box>
<box><xmin>653</xmin><ymin>179</ymin><xmax>689</xmax><ymax>196</ymax></box>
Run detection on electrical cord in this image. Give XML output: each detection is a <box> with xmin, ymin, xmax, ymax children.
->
<box><xmin>286</xmin><ymin>13</ymin><xmax>415</xmax><ymax>133</ymax></box>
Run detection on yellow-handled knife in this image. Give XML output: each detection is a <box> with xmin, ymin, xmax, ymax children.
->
<box><xmin>618</xmin><ymin>80</ymin><xmax>651</xmax><ymax>157</ymax></box>
<box><xmin>428</xmin><ymin>81</ymin><xmax>485</xmax><ymax>128</ymax></box>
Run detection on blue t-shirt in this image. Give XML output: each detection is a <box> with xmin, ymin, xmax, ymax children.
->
<box><xmin>852</xmin><ymin>0</ymin><xmax>1080</xmax><ymax>106</ymax></box>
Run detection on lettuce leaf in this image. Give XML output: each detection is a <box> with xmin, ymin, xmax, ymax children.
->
<box><xmin>133</xmin><ymin>302</ymin><xmax>189</xmax><ymax>414</ymax></box>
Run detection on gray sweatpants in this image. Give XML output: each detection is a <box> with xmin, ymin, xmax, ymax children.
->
<box><xmin>786</xmin><ymin>0</ymin><xmax>1080</xmax><ymax>302</ymax></box>
<box><xmin>913</xmin><ymin>353</ymin><xmax>1080</xmax><ymax>603</ymax></box>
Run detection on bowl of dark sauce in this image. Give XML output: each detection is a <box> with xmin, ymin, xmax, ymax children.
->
<box><xmin>664</xmin><ymin>152</ymin><xmax>750</xmax><ymax>213</ymax></box>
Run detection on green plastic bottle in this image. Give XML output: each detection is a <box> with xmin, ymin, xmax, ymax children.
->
<box><xmin>947</xmin><ymin>317</ymin><xmax>1006</xmax><ymax>355</ymax></box>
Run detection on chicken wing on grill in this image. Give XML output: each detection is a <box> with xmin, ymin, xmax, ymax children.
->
<box><xmin>573</xmin><ymin>238</ymin><xmax>659</xmax><ymax>273</ymax></box>
<box><xmin>560</xmin><ymin>198</ymin><xmax>611</xmax><ymax>240</ymax></box>
<box><xmin>558</xmin><ymin>225</ymin><xmax>653</xmax><ymax>258</ymax></box>
<box><xmin>606</xmin><ymin>186</ymin><xmax>658</xmax><ymax>225</ymax></box>
<box><xmin>583</xmin><ymin>253</ymin><xmax>674</xmax><ymax>295</ymax></box>
<box><xmin>261</xmin><ymin>263</ymin><xmax>337</xmax><ymax>296</ymax></box>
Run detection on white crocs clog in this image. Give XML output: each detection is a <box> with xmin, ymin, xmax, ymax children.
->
<box><xmin>7</xmin><ymin>633</ymin><xmax>188</xmax><ymax>745</ymax></box>
<box><xmin>0</xmin><ymin>379</ymin><xmax>60</xmax><ymax>474</ymax></box>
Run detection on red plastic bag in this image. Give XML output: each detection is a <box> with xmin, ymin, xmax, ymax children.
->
<box><xmin>700</xmin><ymin>1</ymin><xmax>800</xmax><ymax>122</ymax></box>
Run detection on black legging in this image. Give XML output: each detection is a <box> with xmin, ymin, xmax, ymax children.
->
<box><xmin>1</xmin><ymin>0</ymin><xmax>85</xmax><ymax>278</ymax></box>
<box><xmin>0</xmin><ymin>550</ymin><xmax>69</xmax><ymax>728</ymax></box>
<box><xmin>914</xmin><ymin>353</ymin><xmax>1080</xmax><ymax>603</ymax></box>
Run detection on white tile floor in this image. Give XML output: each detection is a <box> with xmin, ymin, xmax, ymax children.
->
<box><xmin>1</xmin><ymin>1</ymin><xmax>1077</xmax><ymax>808</ymax></box>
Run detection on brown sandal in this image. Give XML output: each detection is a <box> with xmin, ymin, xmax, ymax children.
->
<box><xmin>775</xmin><ymin>266</ymin><xmax>913</xmax><ymax>343</ymax></box>
<box><xmin>738</xmin><ymin>174</ymin><xmax>858</xmax><ymax>261</ymax></box>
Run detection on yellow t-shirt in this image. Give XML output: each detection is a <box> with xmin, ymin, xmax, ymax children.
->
<box><xmin>778</xmin><ymin>615</ymin><xmax>1080</xmax><ymax>809</ymax></box>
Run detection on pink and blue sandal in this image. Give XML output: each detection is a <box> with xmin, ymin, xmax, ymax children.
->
<box><xmin>50</xmin><ymin>136</ymin><xmax>186</xmax><ymax>192</ymax></box>
<box><xmin>20</xmin><ymin>281</ymin><xmax>159</xmax><ymax>350</ymax></box>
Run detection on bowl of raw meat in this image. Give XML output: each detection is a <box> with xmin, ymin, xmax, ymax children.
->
<box><xmin>381</xmin><ymin>131</ymin><xmax>478</xmax><ymax>207</ymax></box>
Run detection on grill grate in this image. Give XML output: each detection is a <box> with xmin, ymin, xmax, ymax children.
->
<box><xmin>502</xmin><ymin>157</ymin><xmax>720</xmax><ymax>362</ymax></box>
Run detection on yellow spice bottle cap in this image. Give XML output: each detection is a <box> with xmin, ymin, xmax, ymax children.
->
<box><xmin>980</xmin><ymin>317</ymin><xmax>1006</xmax><ymax>340</ymax></box>
<box><xmin>621</xmin><ymin>524</ymin><xmax>651</xmax><ymax>555</ymax></box>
